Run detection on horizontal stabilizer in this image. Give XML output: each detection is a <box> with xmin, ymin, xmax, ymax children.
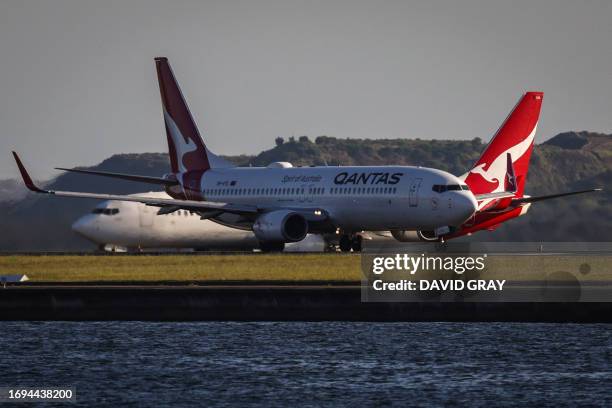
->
<box><xmin>474</xmin><ymin>191</ymin><xmax>516</xmax><ymax>201</ymax></box>
<box><xmin>55</xmin><ymin>167</ymin><xmax>178</xmax><ymax>186</ymax></box>
<box><xmin>512</xmin><ymin>188</ymin><xmax>602</xmax><ymax>204</ymax></box>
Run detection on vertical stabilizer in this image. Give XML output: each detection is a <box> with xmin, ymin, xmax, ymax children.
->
<box><xmin>155</xmin><ymin>57</ymin><xmax>234</xmax><ymax>174</ymax></box>
<box><xmin>462</xmin><ymin>92</ymin><xmax>543</xmax><ymax>197</ymax></box>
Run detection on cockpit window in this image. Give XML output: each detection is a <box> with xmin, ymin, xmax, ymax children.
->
<box><xmin>92</xmin><ymin>208</ymin><xmax>119</xmax><ymax>215</ymax></box>
<box><xmin>461</xmin><ymin>185</ymin><xmax>470</xmax><ymax>191</ymax></box>
<box><xmin>432</xmin><ymin>184</ymin><xmax>446</xmax><ymax>193</ymax></box>
<box><xmin>432</xmin><ymin>184</ymin><xmax>465</xmax><ymax>193</ymax></box>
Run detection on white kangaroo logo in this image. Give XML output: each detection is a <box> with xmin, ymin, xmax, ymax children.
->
<box><xmin>164</xmin><ymin>110</ymin><xmax>198</xmax><ymax>174</ymax></box>
<box><xmin>462</xmin><ymin>123</ymin><xmax>538</xmax><ymax>193</ymax></box>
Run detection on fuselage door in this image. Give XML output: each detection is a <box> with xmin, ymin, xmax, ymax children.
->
<box><xmin>409</xmin><ymin>178</ymin><xmax>422</xmax><ymax>207</ymax></box>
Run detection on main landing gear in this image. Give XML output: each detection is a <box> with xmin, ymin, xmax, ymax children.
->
<box><xmin>338</xmin><ymin>234</ymin><xmax>362</xmax><ymax>252</ymax></box>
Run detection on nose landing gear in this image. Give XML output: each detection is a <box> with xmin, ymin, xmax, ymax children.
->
<box><xmin>338</xmin><ymin>234</ymin><xmax>363</xmax><ymax>252</ymax></box>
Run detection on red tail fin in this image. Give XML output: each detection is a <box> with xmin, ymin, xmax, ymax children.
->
<box><xmin>155</xmin><ymin>57</ymin><xmax>233</xmax><ymax>173</ymax></box>
<box><xmin>462</xmin><ymin>92</ymin><xmax>543</xmax><ymax>196</ymax></box>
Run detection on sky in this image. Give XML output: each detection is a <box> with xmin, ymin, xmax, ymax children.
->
<box><xmin>1</xmin><ymin>0</ymin><xmax>611</xmax><ymax>179</ymax></box>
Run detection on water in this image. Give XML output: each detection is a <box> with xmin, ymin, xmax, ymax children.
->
<box><xmin>0</xmin><ymin>322</ymin><xmax>610</xmax><ymax>407</ymax></box>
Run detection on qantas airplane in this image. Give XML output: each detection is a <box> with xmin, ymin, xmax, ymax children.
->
<box><xmin>12</xmin><ymin>57</ymin><xmax>600</xmax><ymax>251</ymax></box>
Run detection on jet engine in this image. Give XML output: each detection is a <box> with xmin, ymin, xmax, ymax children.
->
<box><xmin>252</xmin><ymin>210</ymin><xmax>308</xmax><ymax>243</ymax></box>
<box><xmin>391</xmin><ymin>230</ymin><xmax>440</xmax><ymax>242</ymax></box>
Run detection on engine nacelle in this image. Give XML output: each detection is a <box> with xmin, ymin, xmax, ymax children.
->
<box><xmin>391</xmin><ymin>230</ymin><xmax>440</xmax><ymax>242</ymax></box>
<box><xmin>252</xmin><ymin>210</ymin><xmax>308</xmax><ymax>243</ymax></box>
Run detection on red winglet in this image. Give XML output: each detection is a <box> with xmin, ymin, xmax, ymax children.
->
<box><xmin>12</xmin><ymin>152</ymin><xmax>46</xmax><ymax>193</ymax></box>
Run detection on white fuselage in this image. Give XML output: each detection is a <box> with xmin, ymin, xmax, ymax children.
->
<box><xmin>72</xmin><ymin>192</ymin><xmax>326</xmax><ymax>251</ymax></box>
<box><xmin>185</xmin><ymin>165</ymin><xmax>477</xmax><ymax>231</ymax></box>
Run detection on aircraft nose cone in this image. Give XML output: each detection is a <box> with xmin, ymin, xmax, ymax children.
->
<box><xmin>72</xmin><ymin>215</ymin><xmax>96</xmax><ymax>239</ymax></box>
<box><xmin>455</xmin><ymin>193</ymin><xmax>478</xmax><ymax>223</ymax></box>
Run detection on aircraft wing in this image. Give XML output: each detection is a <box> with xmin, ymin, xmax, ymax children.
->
<box><xmin>14</xmin><ymin>152</ymin><xmax>331</xmax><ymax>223</ymax></box>
<box><xmin>55</xmin><ymin>167</ymin><xmax>178</xmax><ymax>186</ymax></box>
<box><xmin>13</xmin><ymin>152</ymin><xmax>257</xmax><ymax>215</ymax></box>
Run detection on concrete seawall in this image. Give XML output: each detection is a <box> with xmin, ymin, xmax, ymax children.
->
<box><xmin>1</xmin><ymin>282</ymin><xmax>611</xmax><ymax>322</ymax></box>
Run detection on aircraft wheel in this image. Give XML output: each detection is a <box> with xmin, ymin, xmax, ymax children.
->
<box><xmin>339</xmin><ymin>235</ymin><xmax>352</xmax><ymax>252</ymax></box>
<box><xmin>259</xmin><ymin>241</ymin><xmax>286</xmax><ymax>252</ymax></box>
<box><xmin>351</xmin><ymin>236</ymin><xmax>363</xmax><ymax>252</ymax></box>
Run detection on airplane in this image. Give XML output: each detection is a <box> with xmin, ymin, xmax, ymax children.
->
<box><xmin>12</xmin><ymin>57</ymin><xmax>600</xmax><ymax>251</ymax></box>
<box><xmin>72</xmin><ymin>191</ymin><xmax>328</xmax><ymax>252</ymax></box>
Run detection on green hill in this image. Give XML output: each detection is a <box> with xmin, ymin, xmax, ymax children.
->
<box><xmin>0</xmin><ymin>131</ymin><xmax>609</xmax><ymax>250</ymax></box>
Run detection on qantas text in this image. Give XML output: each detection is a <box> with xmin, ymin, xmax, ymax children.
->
<box><xmin>333</xmin><ymin>172</ymin><xmax>403</xmax><ymax>185</ymax></box>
